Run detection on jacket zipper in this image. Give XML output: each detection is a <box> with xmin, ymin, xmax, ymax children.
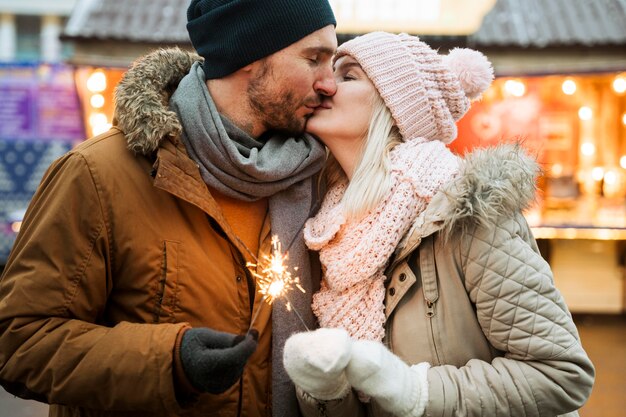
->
<box><xmin>235</xmin><ymin>249</ymin><xmax>256</xmax><ymax>313</ymax></box>
<box><xmin>425</xmin><ymin>300</ymin><xmax>442</xmax><ymax>365</ymax></box>
<box><xmin>207</xmin><ymin>215</ymin><xmax>252</xmax><ymax>417</ymax></box>
<box><xmin>233</xmin><ymin>246</ymin><xmax>252</xmax><ymax>417</ymax></box>
<box><xmin>420</xmin><ymin>234</ymin><xmax>442</xmax><ymax>366</ymax></box>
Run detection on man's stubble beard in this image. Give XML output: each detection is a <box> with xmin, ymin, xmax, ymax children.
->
<box><xmin>247</xmin><ymin>60</ymin><xmax>311</xmax><ymax>136</ymax></box>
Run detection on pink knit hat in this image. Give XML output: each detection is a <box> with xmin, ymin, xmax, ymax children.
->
<box><xmin>336</xmin><ymin>32</ymin><xmax>494</xmax><ymax>144</ymax></box>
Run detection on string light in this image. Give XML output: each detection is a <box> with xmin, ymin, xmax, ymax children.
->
<box><xmin>613</xmin><ymin>76</ymin><xmax>626</xmax><ymax>94</ymax></box>
<box><xmin>89</xmin><ymin>113</ymin><xmax>111</xmax><ymax>135</ymax></box>
<box><xmin>591</xmin><ymin>167</ymin><xmax>604</xmax><ymax>182</ymax></box>
<box><xmin>504</xmin><ymin>79</ymin><xmax>526</xmax><ymax>97</ymax></box>
<box><xmin>578</xmin><ymin>106</ymin><xmax>593</xmax><ymax>121</ymax></box>
<box><xmin>87</xmin><ymin>70</ymin><xmax>107</xmax><ymax>93</ymax></box>
<box><xmin>89</xmin><ymin>113</ymin><xmax>107</xmax><ymax>127</ymax></box>
<box><xmin>92</xmin><ymin>123</ymin><xmax>112</xmax><ymax>136</ymax></box>
<box><xmin>581</xmin><ymin>143</ymin><xmax>595</xmax><ymax>156</ymax></box>
<box><xmin>551</xmin><ymin>163</ymin><xmax>563</xmax><ymax>176</ymax></box>
<box><xmin>90</xmin><ymin>94</ymin><xmax>105</xmax><ymax>109</ymax></box>
<box><xmin>562</xmin><ymin>79</ymin><xmax>576</xmax><ymax>95</ymax></box>
<box><xmin>604</xmin><ymin>171</ymin><xmax>617</xmax><ymax>186</ymax></box>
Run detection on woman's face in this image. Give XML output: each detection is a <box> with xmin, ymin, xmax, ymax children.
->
<box><xmin>305</xmin><ymin>55</ymin><xmax>376</xmax><ymax>147</ymax></box>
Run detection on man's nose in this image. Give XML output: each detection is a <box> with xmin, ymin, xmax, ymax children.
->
<box><xmin>314</xmin><ymin>69</ymin><xmax>337</xmax><ymax>97</ymax></box>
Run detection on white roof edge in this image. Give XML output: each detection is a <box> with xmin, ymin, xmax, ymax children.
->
<box><xmin>64</xmin><ymin>0</ymin><xmax>99</xmax><ymax>36</ymax></box>
<box><xmin>0</xmin><ymin>0</ymin><xmax>79</xmax><ymax>16</ymax></box>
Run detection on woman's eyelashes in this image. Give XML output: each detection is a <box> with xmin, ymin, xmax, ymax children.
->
<box><xmin>335</xmin><ymin>71</ymin><xmax>357</xmax><ymax>82</ymax></box>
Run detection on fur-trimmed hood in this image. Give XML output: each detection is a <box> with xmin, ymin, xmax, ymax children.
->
<box><xmin>396</xmin><ymin>143</ymin><xmax>540</xmax><ymax>260</ymax></box>
<box><xmin>113</xmin><ymin>48</ymin><xmax>202</xmax><ymax>155</ymax></box>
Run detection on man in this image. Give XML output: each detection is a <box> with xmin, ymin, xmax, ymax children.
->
<box><xmin>0</xmin><ymin>0</ymin><xmax>337</xmax><ymax>416</ymax></box>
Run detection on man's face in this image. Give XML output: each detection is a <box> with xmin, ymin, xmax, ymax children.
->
<box><xmin>246</xmin><ymin>25</ymin><xmax>338</xmax><ymax>136</ymax></box>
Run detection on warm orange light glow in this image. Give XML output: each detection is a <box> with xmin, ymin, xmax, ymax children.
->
<box><xmin>11</xmin><ymin>221</ymin><xmax>21</xmax><ymax>234</ymax></box>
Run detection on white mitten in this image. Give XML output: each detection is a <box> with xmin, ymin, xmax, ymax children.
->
<box><xmin>283</xmin><ymin>328</ymin><xmax>353</xmax><ymax>400</ymax></box>
<box><xmin>346</xmin><ymin>340</ymin><xmax>430</xmax><ymax>417</ymax></box>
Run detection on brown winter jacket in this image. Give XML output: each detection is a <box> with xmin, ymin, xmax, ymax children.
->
<box><xmin>0</xmin><ymin>49</ymin><xmax>298</xmax><ymax>416</ymax></box>
<box><xmin>297</xmin><ymin>145</ymin><xmax>594</xmax><ymax>417</ymax></box>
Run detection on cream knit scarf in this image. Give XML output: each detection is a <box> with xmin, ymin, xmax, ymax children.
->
<box><xmin>304</xmin><ymin>138</ymin><xmax>460</xmax><ymax>341</ymax></box>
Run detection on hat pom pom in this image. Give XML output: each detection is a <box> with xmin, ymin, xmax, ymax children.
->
<box><xmin>443</xmin><ymin>48</ymin><xmax>494</xmax><ymax>100</ymax></box>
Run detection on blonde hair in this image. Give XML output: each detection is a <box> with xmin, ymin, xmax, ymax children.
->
<box><xmin>324</xmin><ymin>93</ymin><xmax>403</xmax><ymax>219</ymax></box>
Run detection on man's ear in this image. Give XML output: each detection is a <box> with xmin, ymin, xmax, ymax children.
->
<box><xmin>243</xmin><ymin>57</ymin><xmax>272</xmax><ymax>78</ymax></box>
<box><xmin>240</xmin><ymin>62</ymin><xmax>255</xmax><ymax>74</ymax></box>
<box><xmin>242</xmin><ymin>58</ymin><xmax>267</xmax><ymax>76</ymax></box>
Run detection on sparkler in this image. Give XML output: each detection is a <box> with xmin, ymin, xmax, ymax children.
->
<box><xmin>246</xmin><ymin>235</ymin><xmax>309</xmax><ymax>331</ymax></box>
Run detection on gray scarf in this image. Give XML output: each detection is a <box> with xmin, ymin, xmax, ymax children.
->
<box><xmin>170</xmin><ymin>62</ymin><xmax>324</xmax><ymax>417</ymax></box>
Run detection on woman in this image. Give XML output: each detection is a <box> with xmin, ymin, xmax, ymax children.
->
<box><xmin>282</xmin><ymin>32</ymin><xmax>594</xmax><ymax>417</ymax></box>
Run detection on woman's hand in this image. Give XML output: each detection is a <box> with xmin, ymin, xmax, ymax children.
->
<box><xmin>283</xmin><ymin>328</ymin><xmax>353</xmax><ymax>400</ymax></box>
<box><xmin>346</xmin><ymin>340</ymin><xmax>430</xmax><ymax>417</ymax></box>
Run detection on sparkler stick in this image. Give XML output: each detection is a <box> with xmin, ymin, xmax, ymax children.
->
<box><xmin>282</xmin><ymin>293</ymin><xmax>310</xmax><ymax>331</ymax></box>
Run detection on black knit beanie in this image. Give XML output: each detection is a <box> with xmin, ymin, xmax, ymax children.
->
<box><xmin>187</xmin><ymin>0</ymin><xmax>337</xmax><ymax>79</ymax></box>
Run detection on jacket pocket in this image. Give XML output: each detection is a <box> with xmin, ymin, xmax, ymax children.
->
<box><xmin>152</xmin><ymin>240</ymin><xmax>180</xmax><ymax>323</ymax></box>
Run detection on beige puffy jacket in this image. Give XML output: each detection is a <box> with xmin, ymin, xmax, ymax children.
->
<box><xmin>297</xmin><ymin>145</ymin><xmax>594</xmax><ymax>417</ymax></box>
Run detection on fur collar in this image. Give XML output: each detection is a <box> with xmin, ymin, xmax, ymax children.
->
<box><xmin>440</xmin><ymin>143</ymin><xmax>539</xmax><ymax>233</ymax></box>
<box><xmin>396</xmin><ymin>143</ymin><xmax>540</xmax><ymax>260</ymax></box>
<box><xmin>113</xmin><ymin>48</ymin><xmax>202</xmax><ymax>155</ymax></box>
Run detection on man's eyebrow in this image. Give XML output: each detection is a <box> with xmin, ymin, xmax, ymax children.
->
<box><xmin>303</xmin><ymin>46</ymin><xmax>336</xmax><ymax>56</ymax></box>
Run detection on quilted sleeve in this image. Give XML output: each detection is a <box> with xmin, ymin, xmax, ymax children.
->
<box><xmin>426</xmin><ymin>212</ymin><xmax>594</xmax><ymax>417</ymax></box>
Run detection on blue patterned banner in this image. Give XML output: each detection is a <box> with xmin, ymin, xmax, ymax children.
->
<box><xmin>0</xmin><ymin>139</ymin><xmax>74</xmax><ymax>263</ymax></box>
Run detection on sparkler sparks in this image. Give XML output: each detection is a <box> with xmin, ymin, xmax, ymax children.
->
<box><xmin>247</xmin><ymin>235</ymin><xmax>307</xmax><ymax>330</ymax></box>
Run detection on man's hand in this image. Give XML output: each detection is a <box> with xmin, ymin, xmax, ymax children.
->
<box><xmin>179</xmin><ymin>328</ymin><xmax>258</xmax><ymax>394</ymax></box>
<box><xmin>346</xmin><ymin>340</ymin><xmax>430</xmax><ymax>417</ymax></box>
<box><xmin>283</xmin><ymin>328</ymin><xmax>352</xmax><ymax>400</ymax></box>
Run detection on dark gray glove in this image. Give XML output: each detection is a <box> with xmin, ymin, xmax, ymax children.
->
<box><xmin>180</xmin><ymin>328</ymin><xmax>258</xmax><ymax>394</ymax></box>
